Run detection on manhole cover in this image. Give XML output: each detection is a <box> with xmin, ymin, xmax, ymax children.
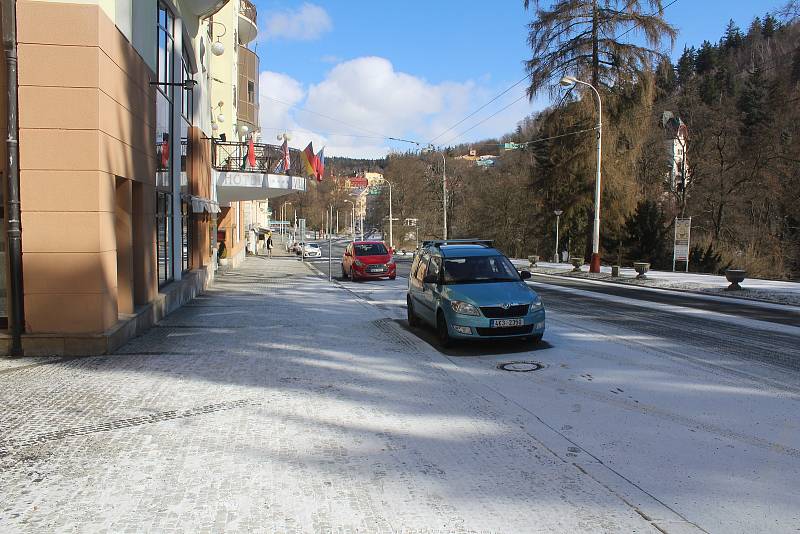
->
<box><xmin>497</xmin><ymin>361</ymin><xmax>544</xmax><ymax>372</ymax></box>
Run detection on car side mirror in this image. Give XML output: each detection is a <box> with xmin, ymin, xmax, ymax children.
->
<box><xmin>520</xmin><ymin>270</ymin><xmax>532</xmax><ymax>280</ymax></box>
<box><xmin>423</xmin><ymin>274</ymin><xmax>438</xmax><ymax>285</ymax></box>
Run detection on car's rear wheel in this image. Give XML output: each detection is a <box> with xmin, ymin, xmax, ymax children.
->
<box><xmin>436</xmin><ymin>311</ymin><xmax>452</xmax><ymax>348</ymax></box>
<box><xmin>407</xmin><ymin>298</ymin><xmax>419</xmax><ymax>328</ymax></box>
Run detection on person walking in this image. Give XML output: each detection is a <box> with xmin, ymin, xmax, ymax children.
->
<box><xmin>266</xmin><ymin>232</ymin><xmax>274</xmax><ymax>258</ymax></box>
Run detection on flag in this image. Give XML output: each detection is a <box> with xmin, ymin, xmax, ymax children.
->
<box><xmin>241</xmin><ymin>136</ymin><xmax>257</xmax><ymax>169</ymax></box>
<box><xmin>315</xmin><ymin>147</ymin><xmax>325</xmax><ymax>182</ymax></box>
<box><xmin>248</xmin><ymin>136</ymin><xmax>257</xmax><ymax>168</ymax></box>
<box><xmin>300</xmin><ymin>142</ymin><xmax>317</xmax><ymax>177</ymax></box>
<box><xmin>160</xmin><ymin>133</ymin><xmax>170</xmax><ymax>169</ymax></box>
<box><xmin>273</xmin><ymin>138</ymin><xmax>291</xmax><ymax>173</ymax></box>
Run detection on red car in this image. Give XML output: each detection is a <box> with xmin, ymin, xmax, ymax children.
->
<box><xmin>341</xmin><ymin>241</ymin><xmax>397</xmax><ymax>281</ymax></box>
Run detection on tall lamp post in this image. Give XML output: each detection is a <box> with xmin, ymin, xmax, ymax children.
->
<box><xmin>423</xmin><ymin>147</ymin><xmax>447</xmax><ymax>239</ymax></box>
<box><xmin>374</xmin><ymin>178</ymin><xmax>395</xmax><ymax>250</ymax></box>
<box><xmin>344</xmin><ymin>200</ymin><xmax>355</xmax><ymax>240</ymax></box>
<box><xmin>282</xmin><ymin>201</ymin><xmax>292</xmax><ymax>242</ymax></box>
<box><xmin>560</xmin><ymin>76</ymin><xmax>602</xmax><ymax>273</ymax></box>
<box><xmin>554</xmin><ymin>209</ymin><xmax>563</xmax><ymax>262</ymax></box>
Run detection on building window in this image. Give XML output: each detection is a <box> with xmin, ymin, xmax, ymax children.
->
<box><xmin>180</xmin><ymin>47</ymin><xmax>194</xmax><ymax>273</ymax></box>
<box><xmin>157</xmin><ymin>191</ymin><xmax>173</xmax><ymax>285</ymax></box>
<box><xmin>247</xmin><ymin>80</ymin><xmax>255</xmax><ymax>103</ymax></box>
<box><xmin>156</xmin><ymin>2</ymin><xmax>175</xmax><ymax>286</ymax></box>
<box><xmin>181</xmin><ymin>200</ymin><xmax>191</xmax><ymax>272</ymax></box>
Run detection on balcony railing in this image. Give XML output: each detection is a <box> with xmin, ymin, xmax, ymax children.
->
<box><xmin>240</xmin><ymin>0</ymin><xmax>257</xmax><ymax>25</ymax></box>
<box><xmin>212</xmin><ymin>141</ymin><xmax>304</xmax><ymax>176</ymax></box>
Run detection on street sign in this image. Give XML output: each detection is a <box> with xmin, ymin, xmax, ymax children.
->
<box><xmin>673</xmin><ymin>217</ymin><xmax>691</xmax><ymax>272</ymax></box>
<box><xmin>368</xmin><ymin>186</ymin><xmax>381</xmax><ymax>195</ymax></box>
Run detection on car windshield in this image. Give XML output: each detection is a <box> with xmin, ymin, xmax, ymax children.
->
<box><xmin>442</xmin><ymin>255</ymin><xmax>520</xmax><ymax>284</ymax></box>
<box><xmin>307</xmin><ymin>244</ymin><xmax>319</xmax><ymax>248</ymax></box>
<box><xmin>355</xmin><ymin>243</ymin><xmax>387</xmax><ymax>256</ymax></box>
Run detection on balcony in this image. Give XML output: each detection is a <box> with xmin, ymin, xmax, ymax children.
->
<box><xmin>238</xmin><ymin>0</ymin><xmax>258</xmax><ymax>44</ymax></box>
<box><xmin>212</xmin><ymin>141</ymin><xmax>307</xmax><ymax>204</ymax></box>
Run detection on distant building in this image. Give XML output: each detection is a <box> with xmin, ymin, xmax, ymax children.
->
<box><xmin>661</xmin><ymin>112</ymin><xmax>689</xmax><ymax>192</ymax></box>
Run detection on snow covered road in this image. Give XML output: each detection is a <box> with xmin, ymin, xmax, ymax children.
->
<box><xmin>337</xmin><ymin>274</ymin><xmax>800</xmax><ymax>533</ymax></box>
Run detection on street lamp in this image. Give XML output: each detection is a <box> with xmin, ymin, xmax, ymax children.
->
<box><xmin>560</xmin><ymin>75</ymin><xmax>602</xmax><ymax>273</ymax></box>
<box><xmin>554</xmin><ymin>209</ymin><xmax>563</xmax><ymax>263</ymax></box>
<box><xmin>423</xmin><ymin>147</ymin><xmax>447</xmax><ymax>239</ymax></box>
<box><xmin>343</xmin><ymin>199</ymin><xmax>355</xmax><ymax>240</ymax></box>
<box><xmin>282</xmin><ymin>201</ymin><xmax>292</xmax><ymax>241</ymax></box>
<box><xmin>373</xmin><ymin>178</ymin><xmax>395</xmax><ymax>250</ymax></box>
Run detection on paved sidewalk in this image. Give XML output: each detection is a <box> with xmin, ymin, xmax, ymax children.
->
<box><xmin>1</xmin><ymin>256</ymin><xmax>668</xmax><ymax>533</ymax></box>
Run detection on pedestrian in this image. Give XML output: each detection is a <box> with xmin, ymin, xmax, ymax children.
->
<box><xmin>266</xmin><ymin>232</ymin><xmax>273</xmax><ymax>258</ymax></box>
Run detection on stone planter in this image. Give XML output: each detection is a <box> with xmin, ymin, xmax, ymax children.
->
<box><xmin>725</xmin><ymin>269</ymin><xmax>747</xmax><ymax>291</ymax></box>
<box><xmin>570</xmin><ymin>257</ymin><xmax>583</xmax><ymax>272</ymax></box>
<box><xmin>528</xmin><ymin>255</ymin><xmax>539</xmax><ymax>268</ymax></box>
<box><xmin>633</xmin><ymin>262</ymin><xmax>650</xmax><ymax>280</ymax></box>
<box><xmin>611</xmin><ymin>265</ymin><xmax>620</xmax><ymax>277</ymax></box>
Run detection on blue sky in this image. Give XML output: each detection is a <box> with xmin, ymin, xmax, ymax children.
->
<box><xmin>251</xmin><ymin>1</ymin><xmax>788</xmax><ymax>157</ymax></box>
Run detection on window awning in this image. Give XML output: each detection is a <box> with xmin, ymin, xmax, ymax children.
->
<box><xmin>214</xmin><ymin>171</ymin><xmax>307</xmax><ymax>205</ymax></box>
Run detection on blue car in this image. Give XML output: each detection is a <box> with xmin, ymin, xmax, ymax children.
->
<box><xmin>406</xmin><ymin>240</ymin><xmax>545</xmax><ymax>347</ymax></box>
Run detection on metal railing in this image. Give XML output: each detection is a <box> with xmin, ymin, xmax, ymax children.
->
<box><xmin>240</xmin><ymin>0</ymin><xmax>257</xmax><ymax>25</ymax></box>
<box><xmin>212</xmin><ymin>140</ymin><xmax>304</xmax><ymax>176</ymax></box>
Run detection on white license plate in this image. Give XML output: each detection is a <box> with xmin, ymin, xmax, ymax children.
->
<box><xmin>491</xmin><ymin>318</ymin><xmax>524</xmax><ymax>328</ymax></box>
<box><xmin>368</xmin><ymin>266</ymin><xmax>386</xmax><ymax>272</ymax></box>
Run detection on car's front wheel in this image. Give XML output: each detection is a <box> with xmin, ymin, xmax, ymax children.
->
<box><xmin>436</xmin><ymin>311</ymin><xmax>452</xmax><ymax>348</ymax></box>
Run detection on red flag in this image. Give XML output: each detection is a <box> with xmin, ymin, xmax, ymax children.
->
<box><xmin>160</xmin><ymin>133</ymin><xmax>169</xmax><ymax>169</ymax></box>
<box><xmin>247</xmin><ymin>136</ymin><xmax>256</xmax><ymax>168</ymax></box>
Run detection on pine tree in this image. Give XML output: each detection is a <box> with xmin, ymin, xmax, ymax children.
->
<box><xmin>695</xmin><ymin>40</ymin><xmax>717</xmax><ymax>74</ymax></box>
<box><xmin>521</xmin><ymin>0</ymin><xmax>676</xmax><ymax>96</ymax></box>
<box><xmin>676</xmin><ymin>46</ymin><xmax>696</xmax><ymax>86</ymax></box>
<box><xmin>762</xmin><ymin>14</ymin><xmax>777</xmax><ymax>38</ymax></box>
<box><xmin>722</xmin><ymin>19</ymin><xmax>743</xmax><ymax>49</ymax></box>
<box><xmin>738</xmin><ymin>67</ymin><xmax>770</xmax><ymax>132</ymax></box>
<box><xmin>748</xmin><ymin>17</ymin><xmax>763</xmax><ymax>38</ymax></box>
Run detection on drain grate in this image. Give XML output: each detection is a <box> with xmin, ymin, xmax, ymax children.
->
<box><xmin>497</xmin><ymin>361</ymin><xmax>544</xmax><ymax>372</ymax></box>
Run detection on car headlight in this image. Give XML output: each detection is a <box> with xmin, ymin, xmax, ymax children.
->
<box><xmin>530</xmin><ymin>299</ymin><xmax>544</xmax><ymax>311</ymax></box>
<box><xmin>451</xmin><ymin>300</ymin><xmax>480</xmax><ymax>316</ymax></box>
<box><xmin>354</xmin><ymin>259</ymin><xmax>364</xmax><ymax>267</ymax></box>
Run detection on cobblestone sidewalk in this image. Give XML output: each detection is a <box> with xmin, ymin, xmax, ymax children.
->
<box><xmin>0</xmin><ymin>256</ymin><xmax>659</xmax><ymax>533</ymax></box>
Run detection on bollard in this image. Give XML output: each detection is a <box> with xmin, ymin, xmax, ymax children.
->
<box><xmin>611</xmin><ymin>265</ymin><xmax>620</xmax><ymax>277</ymax></box>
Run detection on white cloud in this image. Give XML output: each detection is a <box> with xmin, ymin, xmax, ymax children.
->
<box><xmin>257</xmin><ymin>57</ymin><xmax>542</xmax><ymax>158</ymax></box>
<box><xmin>262</xmin><ymin>3</ymin><xmax>332</xmax><ymax>42</ymax></box>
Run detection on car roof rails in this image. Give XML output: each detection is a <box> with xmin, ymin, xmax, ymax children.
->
<box><xmin>421</xmin><ymin>239</ymin><xmax>494</xmax><ymax>249</ymax></box>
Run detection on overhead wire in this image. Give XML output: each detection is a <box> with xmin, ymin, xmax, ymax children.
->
<box><xmin>434</xmin><ymin>0</ymin><xmax>680</xmax><ymax>148</ymax></box>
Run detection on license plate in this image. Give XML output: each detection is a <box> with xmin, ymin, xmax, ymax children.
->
<box><xmin>368</xmin><ymin>266</ymin><xmax>386</xmax><ymax>272</ymax></box>
<box><xmin>491</xmin><ymin>318</ymin><xmax>524</xmax><ymax>328</ymax></box>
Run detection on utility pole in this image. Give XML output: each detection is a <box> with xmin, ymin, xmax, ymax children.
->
<box><xmin>554</xmin><ymin>210</ymin><xmax>563</xmax><ymax>262</ymax></box>
<box><xmin>442</xmin><ymin>154</ymin><xmax>447</xmax><ymax>240</ymax></box>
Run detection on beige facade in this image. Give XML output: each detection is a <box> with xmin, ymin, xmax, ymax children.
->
<box><xmin>0</xmin><ymin>0</ymin><xmax>224</xmax><ymax>355</ymax></box>
<box><xmin>1</xmin><ymin>0</ymin><xmax>306</xmax><ymax>356</ymax></box>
